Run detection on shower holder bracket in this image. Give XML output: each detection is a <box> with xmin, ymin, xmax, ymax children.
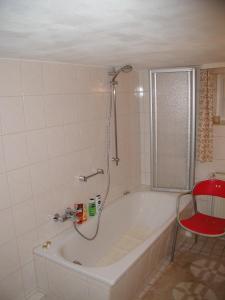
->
<box><xmin>79</xmin><ymin>169</ymin><xmax>104</xmax><ymax>182</ymax></box>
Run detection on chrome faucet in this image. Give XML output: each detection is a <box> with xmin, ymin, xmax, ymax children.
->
<box><xmin>53</xmin><ymin>208</ymin><xmax>76</xmax><ymax>223</ymax></box>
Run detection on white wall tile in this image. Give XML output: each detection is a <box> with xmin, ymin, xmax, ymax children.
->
<box><xmin>74</xmin><ymin>94</ymin><xmax>90</xmax><ymax>122</ymax></box>
<box><xmin>23</xmin><ymin>96</ymin><xmax>45</xmax><ymax>130</ymax></box>
<box><xmin>22</xmin><ymin>261</ymin><xmax>37</xmax><ymax>297</ymax></box>
<box><xmin>138</xmin><ymin>70</ymin><xmax>149</xmax><ymax>92</ymax></box>
<box><xmin>62</xmin><ymin>95</ymin><xmax>76</xmax><ymax>124</ymax></box>
<box><xmin>0</xmin><ymin>239</ymin><xmax>20</xmax><ymax>281</ymax></box>
<box><xmin>44</xmin><ymin>95</ymin><xmax>64</xmax><ymax>127</ymax></box>
<box><xmin>196</xmin><ymin>151</ymin><xmax>225</xmax><ymax>181</ymax></box>
<box><xmin>64</xmin><ymin>124</ymin><xmax>81</xmax><ymax>153</ymax></box>
<box><xmin>37</xmin><ymin>219</ymin><xmax>70</xmax><ymax>243</ymax></box>
<box><xmin>0</xmin><ymin>118</ymin><xmax>3</xmax><ymax>135</ymax></box>
<box><xmin>116</xmin><ymin>72</ymin><xmax>131</xmax><ymax>93</ymax></box>
<box><xmin>75</xmin><ymin>66</ymin><xmax>91</xmax><ymax>93</ymax></box>
<box><xmin>89</xmin><ymin>67</ymin><xmax>109</xmax><ymax>93</ymax></box>
<box><xmin>145</xmin><ymin>172</ymin><xmax>150</xmax><ymax>185</ymax></box>
<box><xmin>0</xmin><ymin>208</ymin><xmax>15</xmax><ymax>245</ymax></box>
<box><xmin>211</xmin><ymin>160</ymin><xmax>225</xmax><ymax>174</ymax></box>
<box><xmin>30</xmin><ymin>162</ymin><xmax>51</xmax><ymax>195</ymax></box>
<box><xmin>0</xmin><ymin>174</ymin><xmax>11</xmax><ymax>210</ymax></box>
<box><xmin>34</xmin><ymin>192</ymin><xmax>54</xmax><ymax>226</ymax></box>
<box><xmin>17</xmin><ymin>229</ymin><xmax>39</xmax><ymax>265</ymax></box>
<box><xmin>117</xmin><ymin>93</ymin><xmax>130</xmax><ymax>116</ymax></box>
<box><xmin>49</xmin><ymin>156</ymin><xmax>69</xmax><ymax>188</ymax></box>
<box><xmin>8</xmin><ymin>167</ymin><xmax>33</xmax><ymax>205</ymax></box>
<box><xmin>0</xmin><ymin>136</ymin><xmax>6</xmax><ymax>173</ymax></box>
<box><xmin>43</xmin><ymin>63</ymin><xmax>76</xmax><ymax>94</ymax></box>
<box><xmin>21</xmin><ymin>61</ymin><xmax>43</xmax><ymax>95</ymax></box>
<box><xmin>34</xmin><ymin>256</ymin><xmax>49</xmax><ymax>293</ymax></box>
<box><xmin>195</xmin><ymin>161</ymin><xmax>213</xmax><ymax>181</ymax></box>
<box><xmin>0</xmin><ymin>60</ymin><xmax>22</xmax><ymax>96</ymax></box>
<box><xmin>213</xmin><ymin>137</ymin><xmax>225</xmax><ymax>160</ymax></box>
<box><xmin>28</xmin><ymin>292</ymin><xmax>45</xmax><ymax>300</ymax></box>
<box><xmin>27</xmin><ymin>130</ymin><xmax>48</xmax><ymax>164</ymax></box>
<box><xmin>3</xmin><ymin>133</ymin><xmax>28</xmax><ymax>171</ymax></box>
<box><xmin>78</xmin><ymin>122</ymin><xmax>94</xmax><ymax>150</ymax></box>
<box><xmin>213</xmin><ymin>125</ymin><xmax>225</xmax><ymax>137</ymax></box>
<box><xmin>0</xmin><ymin>269</ymin><xmax>25</xmax><ymax>300</ymax></box>
<box><xmin>12</xmin><ymin>200</ymin><xmax>36</xmax><ymax>237</ymax></box>
<box><xmin>46</xmin><ymin>127</ymin><xmax>65</xmax><ymax>158</ymax></box>
<box><xmin>0</xmin><ymin>97</ymin><xmax>25</xmax><ymax>134</ymax></box>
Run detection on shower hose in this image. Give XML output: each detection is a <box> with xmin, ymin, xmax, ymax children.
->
<box><xmin>73</xmin><ymin>91</ymin><xmax>112</xmax><ymax>240</ymax></box>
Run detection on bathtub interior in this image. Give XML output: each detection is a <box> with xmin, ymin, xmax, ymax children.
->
<box><xmin>58</xmin><ymin>191</ymin><xmax>179</xmax><ymax>267</ymax></box>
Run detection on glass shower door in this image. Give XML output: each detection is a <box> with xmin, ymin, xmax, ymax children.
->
<box><xmin>150</xmin><ymin>68</ymin><xmax>196</xmax><ymax>192</ymax></box>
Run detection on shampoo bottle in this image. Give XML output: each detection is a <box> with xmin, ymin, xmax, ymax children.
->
<box><xmin>88</xmin><ymin>198</ymin><xmax>96</xmax><ymax>216</ymax></box>
<box><xmin>83</xmin><ymin>204</ymin><xmax>87</xmax><ymax>222</ymax></box>
<box><xmin>75</xmin><ymin>203</ymin><xmax>84</xmax><ymax>224</ymax></box>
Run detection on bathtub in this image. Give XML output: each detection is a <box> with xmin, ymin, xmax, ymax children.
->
<box><xmin>34</xmin><ymin>190</ymin><xmax>190</xmax><ymax>300</ymax></box>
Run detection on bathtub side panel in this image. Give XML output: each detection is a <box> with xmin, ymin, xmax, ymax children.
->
<box><xmin>34</xmin><ymin>255</ymin><xmax>49</xmax><ymax>294</ymax></box>
<box><xmin>87</xmin><ymin>278</ymin><xmax>111</xmax><ymax>300</ymax></box>
<box><xmin>46</xmin><ymin>260</ymin><xmax>89</xmax><ymax>300</ymax></box>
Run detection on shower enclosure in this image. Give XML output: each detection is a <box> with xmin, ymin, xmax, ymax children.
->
<box><xmin>149</xmin><ymin>68</ymin><xmax>196</xmax><ymax>192</ymax></box>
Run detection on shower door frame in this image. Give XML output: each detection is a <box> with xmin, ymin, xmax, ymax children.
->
<box><xmin>149</xmin><ymin>67</ymin><xmax>196</xmax><ymax>192</ymax></box>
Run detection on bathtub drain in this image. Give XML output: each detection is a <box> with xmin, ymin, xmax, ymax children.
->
<box><xmin>73</xmin><ymin>260</ymin><xmax>82</xmax><ymax>266</ymax></box>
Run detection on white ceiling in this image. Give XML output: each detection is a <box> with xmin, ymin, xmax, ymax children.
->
<box><xmin>1</xmin><ymin>0</ymin><xmax>225</xmax><ymax>68</ymax></box>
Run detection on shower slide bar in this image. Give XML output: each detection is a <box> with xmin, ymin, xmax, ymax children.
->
<box><xmin>111</xmin><ymin>82</ymin><xmax>120</xmax><ymax>166</ymax></box>
<box><xmin>79</xmin><ymin>169</ymin><xmax>104</xmax><ymax>182</ymax></box>
<box><xmin>109</xmin><ymin>65</ymin><xmax>133</xmax><ymax>166</ymax></box>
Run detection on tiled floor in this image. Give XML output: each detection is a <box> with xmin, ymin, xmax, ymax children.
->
<box><xmin>140</xmin><ymin>236</ymin><xmax>225</xmax><ymax>300</ymax></box>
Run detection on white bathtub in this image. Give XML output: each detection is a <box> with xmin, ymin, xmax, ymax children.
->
<box><xmin>34</xmin><ymin>190</ymin><xmax>189</xmax><ymax>300</ymax></box>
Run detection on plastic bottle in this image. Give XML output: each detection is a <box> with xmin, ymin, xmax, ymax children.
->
<box><xmin>88</xmin><ymin>198</ymin><xmax>96</xmax><ymax>216</ymax></box>
<box><xmin>95</xmin><ymin>194</ymin><xmax>102</xmax><ymax>214</ymax></box>
<box><xmin>82</xmin><ymin>204</ymin><xmax>87</xmax><ymax>222</ymax></box>
<box><xmin>75</xmin><ymin>203</ymin><xmax>84</xmax><ymax>224</ymax></box>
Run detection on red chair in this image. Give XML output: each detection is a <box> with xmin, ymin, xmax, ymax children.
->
<box><xmin>171</xmin><ymin>179</ymin><xmax>225</xmax><ymax>261</ymax></box>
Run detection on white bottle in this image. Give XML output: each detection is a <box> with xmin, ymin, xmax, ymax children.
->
<box><xmin>95</xmin><ymin>194</ymin><xmax>102</xmax><ymax>214</ymax></box>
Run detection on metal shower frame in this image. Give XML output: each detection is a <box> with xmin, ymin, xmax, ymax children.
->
<box><xmin>149</xmin><ymin>67</ymin><xmax>196</xmax><ymax>192</ymax></box>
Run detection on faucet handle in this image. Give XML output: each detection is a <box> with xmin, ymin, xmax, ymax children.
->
<box><xmin>53</xmin><ymin>208</ymin><xmax>76</xmax><ymax>223</ymax></box>
<box><xmin>65</xmin><ymin>207</ymin><xmax>75</xmax><ymax>216</ymax></box>
<box><xmin>53</xmin><ymin>213</ymin><xmax>63</xmax><ymax>222</ymax></box>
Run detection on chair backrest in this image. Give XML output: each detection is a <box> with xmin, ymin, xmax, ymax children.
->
<box><xmin>193</xmin><ymin>179</ymin><xmax>225</xmax><ymax>198</ymax></box>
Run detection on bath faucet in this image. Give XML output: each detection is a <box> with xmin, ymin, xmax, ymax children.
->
<box><xmin>53</xmin><ymin>208</ymin><xmax>76</xmax><ymax>223</ymax></box>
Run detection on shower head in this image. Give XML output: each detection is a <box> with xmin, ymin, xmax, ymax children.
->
<box><xmin>110</xmin><ymin>65</ymin><xmax>133</xmax><ymax>83</ymax></box>
<box><xmin>121</xmin><ymin>65</ymin><xmax>133</xmax><ymax>73</ymax></box>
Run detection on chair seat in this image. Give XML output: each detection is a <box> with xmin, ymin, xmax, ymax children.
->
<box><xmin>180</xmin><ymin>212</ymin><xmax>225</xmax><ymax>236</ymax></box>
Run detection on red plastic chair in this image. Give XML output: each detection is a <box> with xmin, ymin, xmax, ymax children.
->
<box><xmin>171</xmin><ymin>179</ymin><xmax>225</xmax><ymax>261</ymax></box>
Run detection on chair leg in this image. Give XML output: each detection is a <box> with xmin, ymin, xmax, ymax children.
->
<box><xmin>195</xmin><ymin>234</ymin><xmax>198</xmax><ymax>244</ymax></box>
<box><xmin>171</xmin><ymin>222</ymin><xmax>179</xmax><ymax>262</ymax></box>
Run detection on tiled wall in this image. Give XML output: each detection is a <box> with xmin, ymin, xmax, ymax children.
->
<box><xmin>196</xmin><ymin>126</ymin><xmax>225</xmax><ymax>181</ymax></box>
<box><xmin>0</xmin><ymin>59</ymin><xmax>140</xmax><ymax>299</ymax></box>
<box><xmin>138</xmin><ymin>70</ymin><xmax>151</xmax><ymax>185</ymax></box>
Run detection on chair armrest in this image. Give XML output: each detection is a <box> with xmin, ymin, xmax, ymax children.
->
<box><xmin>176</xmin><ymin>192</ymin><xmax>192</xmax><ymax>222</ymax></box>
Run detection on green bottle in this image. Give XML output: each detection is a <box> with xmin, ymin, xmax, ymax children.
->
<box><xmin>88</xmin><ymin>198</ymin><xmax>96</xmax><ymax>216</ymax></box>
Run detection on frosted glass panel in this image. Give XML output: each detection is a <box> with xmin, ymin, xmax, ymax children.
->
<box><xmin>150</xmin><ymin>68</ymin><xmax>195</xmax><ymax>191</ymax></box>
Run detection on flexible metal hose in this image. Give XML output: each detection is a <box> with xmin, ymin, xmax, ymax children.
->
<box><xmin>73</xmin><ymin>91</ymin><xmax>112</xmax><ymax>240</ymax></box>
